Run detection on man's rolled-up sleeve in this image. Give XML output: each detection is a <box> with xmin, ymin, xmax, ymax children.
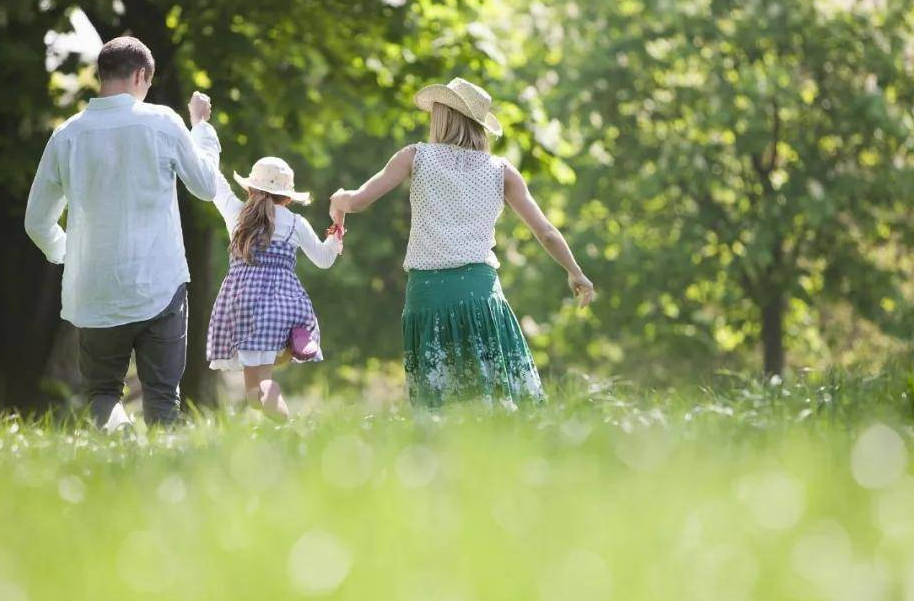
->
<box><xmin>172</xmin><ymin>116</ymin><xmax>221</xmax><ymax>201</ymax></box>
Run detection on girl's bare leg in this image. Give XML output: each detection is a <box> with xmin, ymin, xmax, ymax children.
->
<box><xmin>243</xmin><ymin>365</ymin><xmax>272</xmax><ymax>410</ymax></box>
<box><xmin>243</xmin><ymin>364</ymin><xmax>289</xmax><ymax>421</ymax></box>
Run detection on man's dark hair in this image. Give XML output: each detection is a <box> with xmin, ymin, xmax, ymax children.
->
<box><xmin>97</xmin><ymin>36</ymin><xmax>155</xmax><ymax>82</ymax></box>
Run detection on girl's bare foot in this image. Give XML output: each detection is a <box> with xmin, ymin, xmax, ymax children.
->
<box><xmin>260</xmin><ymin>380</ymin><xmax>289</xmax><ymax>422</ymax></box>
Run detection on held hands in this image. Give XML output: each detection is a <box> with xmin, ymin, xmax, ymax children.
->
<box><xmin>329</xmin><ymin>188</ymin><xmax>355</xmax><ymax>225</ymax></box>
<box><xmin>326</xmin><ymin>188</ymin><xmax>351</xmax><ymax>254</ymax></box>
<box><xmin>188</xmin><ymin>91</ymin><xmax>212</xmax><ymax>126</ymax></box>
<box><xmin>325</xmin><ymin>223</ymin><xmax>345</xmax><ymax>255</ymax></box>
<box><xmin>568</xmin><ymin>270</ymin><xmax>595</xmax><ymax>308</ymax></box>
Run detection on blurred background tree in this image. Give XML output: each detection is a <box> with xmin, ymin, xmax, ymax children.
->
<box><xmin>0</xmin><ymin>1</ymin><xmax>74</xmax><ymax>412</ymax></box>
<box><xmin>2</xmin><ymin>0</ymin><xmax>914</xmax><ymax>411</ymax></box>
<box><xmin>490</xmin><ymin>0</ymin><xmax>914</xmax><ymax>379</ymax></box>
<box><xmin>530</xmin><ymin>0</ymin><xmax>914</xmax><ymax>376</ymax></box>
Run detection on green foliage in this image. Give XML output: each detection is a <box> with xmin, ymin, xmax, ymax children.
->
<box><xmin>0</xmin><ymin>1</ymin><xmax>85</xmax><ymax>410</ymax></box>
<box><xmin>510</xmin><ymin>0</ymin><xmax>914</xmax><ymax>376</ymax></box>
<box><xmin>1</xmin><ymin>366</ymin><xmax>914</xmax><ymax>599</ymax></box>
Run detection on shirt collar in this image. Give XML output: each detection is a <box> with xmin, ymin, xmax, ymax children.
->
<box><xmin>86</xmin><ymin>93</ymin><xmax>137</xmax><ymax>110</ymax></box>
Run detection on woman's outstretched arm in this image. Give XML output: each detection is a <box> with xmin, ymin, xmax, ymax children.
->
<box><xmin>329</xmin><ymin>145</ymin><xmax>415</xmax><ymax>222</ymax></box>
<box><xmin>504</xmin><ymin>161</ymin><xmax>595</xmax><ymax>307</ymax></box>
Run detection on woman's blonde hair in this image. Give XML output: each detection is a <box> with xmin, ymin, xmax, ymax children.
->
<box><xmin>230</xmin><ymin>188</ymin><xmax>289</xmax><ymax>264</ymax></box>
<box><xmin>429</xmin><ymin>103</ymin><xmax>489</xmax><ymax>152</ymax></box>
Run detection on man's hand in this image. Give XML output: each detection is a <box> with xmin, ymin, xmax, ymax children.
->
<box><xmin>188</xmin><ymin>91</ymin><xmax>212</xmax><ymax>126</ymax></box>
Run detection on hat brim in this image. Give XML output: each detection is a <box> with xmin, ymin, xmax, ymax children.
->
<box><xmin>233</xmin><ymin>171</ymin><xmax>312</xmax><ymax>205</ymax></box>
<box><xmin>414</xmin><ymin>84</ymin><xmax>503</xmax><ymax>137</ymax></box>
<box><xmin>483</xmin><ymin>112</ymin><xmax>503</xmax><ymax>137</ymax></box>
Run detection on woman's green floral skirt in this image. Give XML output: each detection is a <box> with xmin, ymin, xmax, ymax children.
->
<box><xmin>402</xmin><ymin>263</ymin><xmax>545</xmax><ymax>408</ymax></box>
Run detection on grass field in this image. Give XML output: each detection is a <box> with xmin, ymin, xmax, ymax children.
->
<box><xmin>1</xmin><ymin>368</ymin><xmax>913</xmax><ymax>601</ymax></box>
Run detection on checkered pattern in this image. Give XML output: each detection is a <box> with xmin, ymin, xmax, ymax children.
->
<box><xmin>207</xmin><ymin>231</ymin><xmax>322</xmax><ymax>363</ymax></box>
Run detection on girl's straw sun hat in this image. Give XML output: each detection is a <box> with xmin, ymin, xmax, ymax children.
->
<box><xmin>233</xmin><ymin>157</ymin><xmax>311</xmax><ymax>205</ymax></box>
<box><xmin>414</xmin><ymin>77</ymin><xmax>503</xmax><ymax>136</ymax></box>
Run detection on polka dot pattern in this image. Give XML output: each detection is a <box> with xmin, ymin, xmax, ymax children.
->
<box><xmin>403</xmin><ymin>142</ymin><xmax>505</xmax><ymax>271</ymax></box>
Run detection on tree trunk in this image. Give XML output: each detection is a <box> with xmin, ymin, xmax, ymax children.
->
<box><xmin>0</xmin><ymin>213</ymin><xmax>64</xmax><ymax>411</ymax></box>
<box><xmin>0</xmin><ymin>4</ymin><xmax>69</xmax><ymax>412</ymax></box>
<box><xmin>760</xmin><ymin>292</ymin><xmax>785</xmax><ymax>376</ymax></box>
<box><xmin>179</xmin><ymin>210</ymin><xmax>218</xmax><ymax>407</ymax></box>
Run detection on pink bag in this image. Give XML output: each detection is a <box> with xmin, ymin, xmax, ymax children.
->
<box><xmin>289</xmin><ymin>325</ymin><xmax>319</xmax><ymax>361</ymax></box>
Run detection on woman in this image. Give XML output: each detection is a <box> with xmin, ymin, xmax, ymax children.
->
<box><xmin>330</xmin><ymin>77</ymin><xmax>594</xmax><ymax>407</ymax></box>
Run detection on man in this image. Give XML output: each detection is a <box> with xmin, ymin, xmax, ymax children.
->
<box><xmin>25</xmin><ymin>36</ymin><xmax>221</xmax><ymax>428</ymax></box>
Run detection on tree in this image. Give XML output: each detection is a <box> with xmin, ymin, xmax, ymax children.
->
<box><xmin>520</xmin><ymin>0</ymin><xmax>914</xmax><ymax>376</ymax></box>
<box><xmin>0</xmin><ymin>0</ymin><xmax>76</xmax><ymax>411</ymax></box>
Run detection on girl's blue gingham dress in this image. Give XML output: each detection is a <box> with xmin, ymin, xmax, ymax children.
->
<box><xmin>206</xmin><ymin>225</ymin><xmax>322</xmax><ymax>365</ymax></box>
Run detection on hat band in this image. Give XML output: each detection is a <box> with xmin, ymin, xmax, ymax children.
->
<box><xmin>249</xmin><ymin>178</ymin><xmax>293</xmax><ymax>192</ymax></box>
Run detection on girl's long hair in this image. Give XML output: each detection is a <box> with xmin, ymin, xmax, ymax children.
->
<box><xmin>429</xmin><ymin>103</ymin><xmax>489</xmax><ymax>152</ymax></box>
<box><xmin>230</xmin><ymin>188</ymin><xmax>289</xmax><ymax>264</ymax></box>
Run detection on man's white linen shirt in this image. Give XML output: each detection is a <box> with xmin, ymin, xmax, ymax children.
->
<box><xmin>24</xmin><ymin>93</ymin><xmax>221</xmax><ymax>328</ymax></box>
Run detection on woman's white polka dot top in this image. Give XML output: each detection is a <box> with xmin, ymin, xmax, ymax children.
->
<box><xmin>403</xmin><ymin>142</ymin><xmax>506</xmax><ymax>271</ymax></box>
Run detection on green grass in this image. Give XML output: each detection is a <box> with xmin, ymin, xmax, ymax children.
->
<box><xmin>1</xmin><ymin>367</ymin><xmax>913</xmax><ymax>600</ymax></box>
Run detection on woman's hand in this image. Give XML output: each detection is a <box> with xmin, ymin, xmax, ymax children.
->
<box><xmin>188</xmin><ymin>91</ymin><xmax>211</xmax><ymax>126</ymax></box>
<box><xmin>329</xmin><ymin>188</ymin><xmax>353</xmax><ymax>224</ymax></box>
<box><xmin>568</xmin><ymin>270</ymin><xmax>595</xmax><ymax>308</ymax></box>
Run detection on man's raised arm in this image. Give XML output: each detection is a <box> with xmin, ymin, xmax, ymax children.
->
<box><xmin>172</xmin><ymin>91</ymin><xmax>221</xmax><ymax>201</ymax></box>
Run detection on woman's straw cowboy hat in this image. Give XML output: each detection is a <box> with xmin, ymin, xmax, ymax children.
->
<box><xmin>233</xmin><ymin>157</ymin><xmax>311</xmax><ymax>205</ymax></box>
<box><xmin>414</xmin><ymin>77</ymin><xmax>503</xmax><ymax>136</ymax></box>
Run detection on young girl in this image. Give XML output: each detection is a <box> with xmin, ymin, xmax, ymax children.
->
<box><xmin>207</xmin><ymin>156</ymin><xmax>342</xmax><ymax>421</ymax></box>
<box><xmin>329</xmin><ymin>77</ymin><xmax>594</xmax><ymax>408</ymax></box>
